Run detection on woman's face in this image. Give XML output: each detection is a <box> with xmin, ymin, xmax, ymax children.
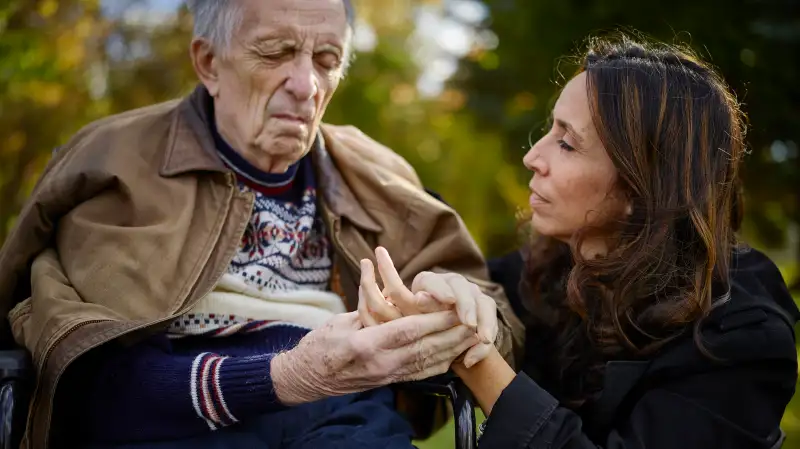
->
<box><xmin>523</xmin><ymin>72</ymin><xmax>627</xmax><ymax>245</ymax></box>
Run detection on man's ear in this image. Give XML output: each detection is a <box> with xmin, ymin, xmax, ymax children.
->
<box><xmin>190</xmin><ymin>38</ymin><xmax>221</xmax><ymax>96</ymax></box>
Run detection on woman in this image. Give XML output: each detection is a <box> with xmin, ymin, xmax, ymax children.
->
<box><xmin>359</xmin><ymin>33</ymin><xmax>799</xmax><ymax>448</ymax></box>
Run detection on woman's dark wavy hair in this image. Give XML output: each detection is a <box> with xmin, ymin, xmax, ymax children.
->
<box><xmin>521</xmin><ymin>32</ymin><xmax>747</xmax><ymax>407</ymax></box>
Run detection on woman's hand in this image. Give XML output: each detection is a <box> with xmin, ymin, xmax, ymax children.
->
<box><xmin>358</xmin><ymin>246</ymin><xmax>497</xmax><ymax>368</ymax></box>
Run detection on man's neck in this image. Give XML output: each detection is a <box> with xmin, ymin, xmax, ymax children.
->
<box><xmin>209</xmin><ymin>112</ymin><xmax>301</xmax><ymax>191</ymax></box>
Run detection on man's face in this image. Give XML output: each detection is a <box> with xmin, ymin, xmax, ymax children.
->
<box><xmin>199</xmin><ymin>0</ymin><xmax>350</xmax><ymax>173</ymax></box>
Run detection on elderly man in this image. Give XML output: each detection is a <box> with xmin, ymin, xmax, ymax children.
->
<box><xmin>0</xmin><ymin>0</ymin><xmax>523</xmax><ymax>448</ymax></box>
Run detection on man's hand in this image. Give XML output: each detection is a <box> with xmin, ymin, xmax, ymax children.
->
<box><xmin>271</xmin><ymin>310</ymin><xmax>478</xmax><ymax>406</ymax></box>
<box><xmin>358</xmin><ymin>247</ymin><xmax>498</xmax><ymax>368</ymax></box>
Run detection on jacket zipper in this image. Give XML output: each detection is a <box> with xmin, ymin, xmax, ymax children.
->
<box><xmin>33</xmin><ymin>176</ymin><xmax>253</xmax><ymax>447</ymax></box>
<box><xmin>29</xmin><ymin>318</ymin><xmax>111</xmax><ymax>441</ymax></box>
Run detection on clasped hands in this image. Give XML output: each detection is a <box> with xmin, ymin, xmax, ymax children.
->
<box><xmin>271</xmin><ymin>247</ymin><xmax>497</xmax><ymax>405</ymax></box>
<box><xmin>357</xmin><ymin>247</ymin><xmax>497</xmax><ymax>369</ymax></box>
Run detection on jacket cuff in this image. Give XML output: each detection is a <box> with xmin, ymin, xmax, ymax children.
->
<box><xmin>479</xmin><ymin>372</ymin><xmax>558</xmax><ymax>448</ymax></box>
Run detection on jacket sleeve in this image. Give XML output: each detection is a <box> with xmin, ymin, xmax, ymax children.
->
<box><xmin>55</xmin><ymin>333</ymin><xmax>286</xmax><ymax>444</ymax></box>
<box><xmin>479</xmin><ymin>340</ymin><xmax>796</xmax><ymax>449</ymax></box>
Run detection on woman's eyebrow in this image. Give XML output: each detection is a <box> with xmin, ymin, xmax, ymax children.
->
<box><xmin>554</xmin><ymin>117</ymin><xmax>585</xmax><ymax>144</ymax></box>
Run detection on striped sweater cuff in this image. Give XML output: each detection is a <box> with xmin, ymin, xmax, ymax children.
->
<box><xmin>190</xmin><ymin>352</ymin><xmax>284</xmax><ymax>430</ymax></box>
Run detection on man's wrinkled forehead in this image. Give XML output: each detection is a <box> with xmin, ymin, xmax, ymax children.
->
<box><xmin>239</xmin><ymin>0</ymin><xmax>351</xmax><ymax>36</ymax></box>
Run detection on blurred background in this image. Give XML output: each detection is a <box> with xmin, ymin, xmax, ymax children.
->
<box><xmin>1</xmin><ymin>0</ymin><xmax>798</xmax><ymax>447</ymax></box>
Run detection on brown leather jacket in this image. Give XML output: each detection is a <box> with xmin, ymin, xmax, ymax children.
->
<box><xmin>0</xmin><ymin>86</ymin><xmax>524</xmax><ymax>448</ymax></box>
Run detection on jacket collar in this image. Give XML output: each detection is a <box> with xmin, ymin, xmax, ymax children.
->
<box><xmin>160</xmin><ymin>84</ymin><xmax>381</xmax><ymax>233</ymax></box>
<box><xmin>160</xmin><ymin>85</ymin><xmax>228</xmax><ymax>177</ymax></box>
<box><xmin>312</xmin><ymin>129</ymin><xmax>382</xmax><ymax>232</ymax></box>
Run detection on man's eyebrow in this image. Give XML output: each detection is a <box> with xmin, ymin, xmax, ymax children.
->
<box><xmin>554</xmin><ymin>117</ymin><xmax>585</xmax><ymax>143</ymax></box>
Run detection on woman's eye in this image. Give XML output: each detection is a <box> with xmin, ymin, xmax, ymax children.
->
<box><xmin>557</xmin><ymin>139</ymin><xmax>576</xmax><ymax>152</ymax></box>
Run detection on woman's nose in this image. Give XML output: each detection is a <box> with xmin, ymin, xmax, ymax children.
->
<box><xmin>523</xmin><ymin>141</ymin><xmax>548</xmax><ymax>176</ymax></box>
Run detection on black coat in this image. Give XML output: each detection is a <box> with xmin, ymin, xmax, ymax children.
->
<box><xmin>482</xmin><ymin>247</ymin><xmax>799</xmax><ymax>449</ymax></box>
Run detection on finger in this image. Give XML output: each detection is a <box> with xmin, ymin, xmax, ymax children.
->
<box><xmin>411</xmin><ymin>291</ymin><xmax>450</xmax><ymax>313</ymax></box>
<box><xmin>400</xmin><ymin>360</ymin><xmax>453</xmax><ymax>382</ymax></box>
<box><xmin>395</xmin><ymin>326</ymin><xmax>478</xmax><ymax>378</ymax></box>
<box><xmin>447</xmin><ymin>276</ymin><xmax>478</xmax><ymax>329</ymax></box>
<box><xmin>415</xmin><ymin>326</ymin><xmax>478</xmax><ymax>366</ymax></box>
<box><xmin>366</xmin><ymin>310</ymin><xmax>460</xmax><ymax>348</ymax></box>
<box><xmin>413</xmin><ymin>272</ymin><xmax>457</xmax><ymax>306</ymax></box>
<box><xmin>328</xmin><ymin>311</ymin><xmax>363</xmax><ymax>330</ymax></box>
<box><xmin>375</xmin><ymin>247</ymin><xmax>416</xmax><ymax>313</ymax></box>
<box><xmin>475</xmin><ymin>293</ymin><xmax>497</xmax><ymax>344</ymax></box>
<box><xmin>462</xmin><ymin>342</ymin><xmax>492</xmax><ymax>369</ymax></box>
<box><xmin>357</xmin><ymin>287</ymin><xmax>380</xmax><ymax>327</ymax></box>
<box><xmin>360</xmin><ymin>259</ymin><xmax>402</xmax><ymax>322</ymax></box>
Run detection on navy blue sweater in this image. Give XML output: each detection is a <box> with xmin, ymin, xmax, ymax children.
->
<box><xmin>59</xmin><ymin>326</ymin><xmax>310</xmax><ymax>443</ymax></box>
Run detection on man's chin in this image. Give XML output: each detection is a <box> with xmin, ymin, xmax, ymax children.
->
<box><xmin>252</xmin><ymin>136</ymin><xmax>312</xmax><ymax>171</ymax></box>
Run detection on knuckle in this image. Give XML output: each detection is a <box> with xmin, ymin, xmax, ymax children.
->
<box><xmin>470</xmin><ymin>282</ymin><xmax>483</xmax><ymax>294</ymax></box>
<box><xmin>412</xmin><ymin>355</ymin><xmax>426</xmax><ymax>374</ymax></box>
<box><xmin>391</xmin><ymin>324</ymin><xmax>418</xmax><ymax>345</ymax></box>
<box><xmin>445</xmin><ymin>273</ymin><xmax>465</xmax><ymax>283</ymax></box>
<box><xmin>347</xmin><ymin>334</ymin><xmax>373</xmax><ymax>359</ymax></box>
<box><xmin>412</xmin><ymin>341</ymin><xmax>433</xmax><ymax>370</ymax></box>
<box><xmin>413</xmin><ymin>293</ymin><xmax>432</xmax><ymax>310</ymax></box>
<box><xmin>418</xmin><ymin>271</ymin><xmax>434</xmax><ymax>280</ymax></box>
<box><xmin>416</xmin><ymin>271</ymin><xmax>437</xmax><ymax>285</ymax></box>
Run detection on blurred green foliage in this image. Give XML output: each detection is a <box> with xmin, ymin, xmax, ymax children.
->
<box><xmin>0</xmin><ymin>0</ymin><xmax>797</xmax><ymax>447</ymax></box>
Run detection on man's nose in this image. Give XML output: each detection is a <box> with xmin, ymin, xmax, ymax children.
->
<box><xmin>284</xmin><ymin>55</ymin><xmax>318</xmax><ymax>102</ymax></box>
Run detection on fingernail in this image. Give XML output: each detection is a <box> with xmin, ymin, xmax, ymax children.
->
<box><xmin>468</xmin><ymin>310</ymin><xmax>478</xmax><ymax>328</ymax></box>
<box><xmin>464</xmin><ymin>356</ymin><xmax>477</xmax><ymax>369</ymax></box>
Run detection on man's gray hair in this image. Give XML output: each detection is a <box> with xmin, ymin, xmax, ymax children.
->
<box><xmin>186</xmin><ymin>0</ymin><xmax>355</xmax><ymax>58</ymax></box>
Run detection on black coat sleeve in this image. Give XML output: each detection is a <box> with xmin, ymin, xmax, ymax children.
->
<box><xmin>479</xmin><ymin>320</ymin><xmax>797</xmax><ymax>449</ymax></box>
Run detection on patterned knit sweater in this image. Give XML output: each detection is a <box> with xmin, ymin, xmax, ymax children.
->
<box><xmin>57</xmin><ymin>123</ymin><xmax>344</xmax><ymax>444</ymax></box>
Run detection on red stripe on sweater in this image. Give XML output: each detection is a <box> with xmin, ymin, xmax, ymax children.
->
<box><xmin>209</xmin><ymin>357</ymin><xmax>235</xmax><ymax>425</ymax></box>
<box><xmin>198</xmin><ymin>354</ymin><xmax>219</xmax><ymax>424</ymax></box>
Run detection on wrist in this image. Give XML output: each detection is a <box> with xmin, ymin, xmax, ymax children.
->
<box><xmin>271</xmin><ymin>350</ymin><xmax>316</xmax><ymax>406</ymax></box>
<box><xmin>454</xmin><ymin>346</ymin><xmax>516</xmax><ymax>415</ymax></box>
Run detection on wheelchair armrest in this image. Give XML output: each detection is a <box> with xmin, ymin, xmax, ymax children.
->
<box><xmin>0</xmin><ymin>349</ymin><xmax>31</xmax><ymax>378</ymax></box>
<box><xmin>399</xmin><ymin>372</ymin><xmax>477</xmax><ymax>449</ymax></box>
<box><xmin>769</xmin><ymin>427</ymin><xmax>785</xmax><ymax>449</ymax></box>
<box><xmin>0</xmin><ymin>349</ymin><xmax>33</xmax><ymax>449</ymax></box>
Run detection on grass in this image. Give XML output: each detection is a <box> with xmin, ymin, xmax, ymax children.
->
<box><xmin>413</xmin><ymin>410</ymin><xmax>486</xmax><ymax>449</ymax></box>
